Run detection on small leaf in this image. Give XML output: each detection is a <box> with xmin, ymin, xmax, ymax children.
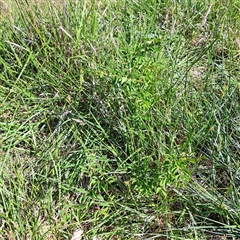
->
<box><xmin>71</xmin><ymin>229</ymin><xmax>84</xmax><ymax>240</ymax></box>
<box><xmin>73</xmin><ymin>119</ymin><xmax>86</xmax><ymax>125</ymax></box>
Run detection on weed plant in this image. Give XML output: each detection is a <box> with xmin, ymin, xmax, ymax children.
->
<box><xmin>0</xmin><ymin>0</ymin><xmax>239</xmax><ymax>239</ymax></box>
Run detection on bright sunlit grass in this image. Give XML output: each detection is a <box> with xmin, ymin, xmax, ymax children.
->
<box><xmin>0</xmin><ymin>0</ymin><xmax>240</xmax><ymax>239</ymax></box>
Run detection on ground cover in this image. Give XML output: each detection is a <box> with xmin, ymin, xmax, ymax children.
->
<box><xmin>0</xmin><ymin>0</ymin><xmax>240</xmax><ymax>239</ymax></box>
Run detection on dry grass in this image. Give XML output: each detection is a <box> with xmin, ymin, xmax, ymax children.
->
<box><xmin>0</xmin><ymin>0</ymin><xmax>66</xmax><ymax>19</ymax></box>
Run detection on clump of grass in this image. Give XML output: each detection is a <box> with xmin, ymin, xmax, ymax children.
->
<box><xmin>0</xmin><ymin>0</ymin><xmax>239</xmax><ymax>239</ymax></box>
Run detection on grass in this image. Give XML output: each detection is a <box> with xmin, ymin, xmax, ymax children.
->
<box><xmin>0</xmin><ymin>0</ymin><xmax>239</xmax><ymax>239</ymax></box>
